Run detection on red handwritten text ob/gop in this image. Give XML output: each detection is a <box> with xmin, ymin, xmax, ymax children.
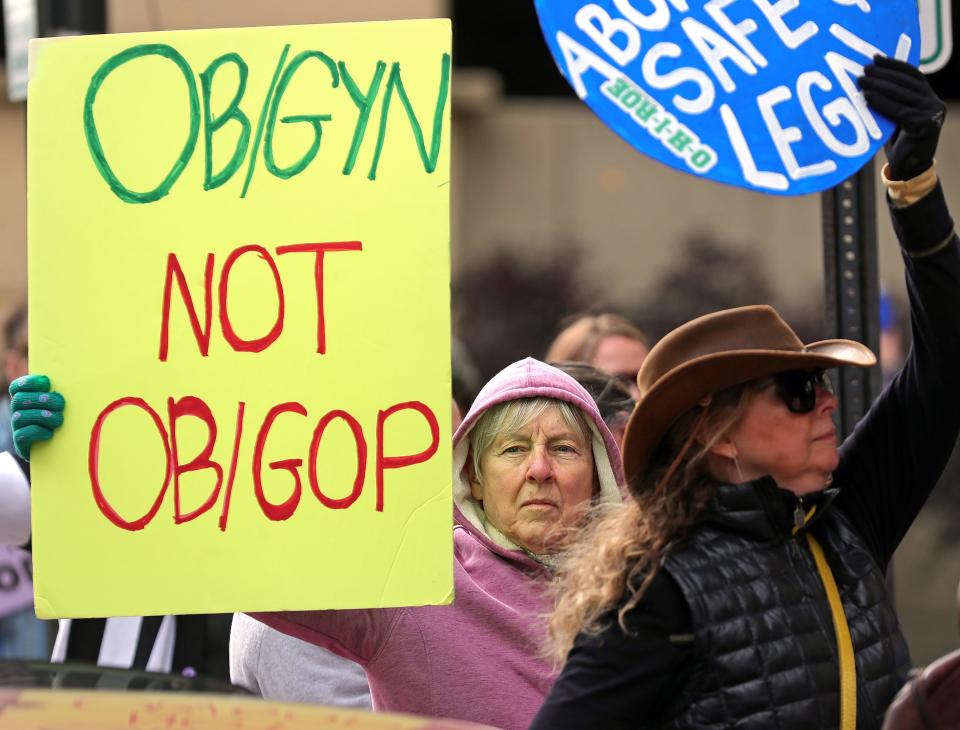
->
<box><xmin>88</xmin><ymin>241</ymin><xmax>440</xmax><ymax>532</ymax></box>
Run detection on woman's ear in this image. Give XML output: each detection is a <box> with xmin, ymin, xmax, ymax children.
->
<box><xmin>466</xmin><ymin>450</ymin><xmax>484</xmax><ymax>502</ymax></box>
<box><xmin>706</xmin><ymin>433</ymin><xmax>738</xmax><ymax>460</ymax></box>
<box><xmin>695</xmin><ymin>403</ymin><xmax>737</xmax><ymax>460</ymax></box>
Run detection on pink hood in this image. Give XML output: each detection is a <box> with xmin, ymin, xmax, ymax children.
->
<box><xmin>452</xmin><ymin>357</ymin><xmax>624</xmax><ymax>555</ymax></box>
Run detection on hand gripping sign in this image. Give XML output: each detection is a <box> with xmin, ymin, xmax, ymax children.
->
<box><xmin>535</xmin><ymin>1</ymin><xmax>921</xmax><ymax>195</ymax></box>
<box><xmin>27</xmin><ymin>20</ymin><xmax>452</xmax><ymax>618</ymax></box>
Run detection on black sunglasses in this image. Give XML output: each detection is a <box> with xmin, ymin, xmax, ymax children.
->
<box><xmin>772</xmin><ymin>369</ymin><xmax>834</xmax><ymax>414</ymax></box>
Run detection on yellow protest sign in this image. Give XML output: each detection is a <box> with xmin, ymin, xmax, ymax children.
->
<box><xmin>27</xmin><ymin>20</ymin><xmax>452</xmax><ymax>618</ymax></box>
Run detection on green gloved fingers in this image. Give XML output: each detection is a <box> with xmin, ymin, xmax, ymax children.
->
<box><xmin>9</xmin><ymin>374</ymin><xmax>65</xmax><ymax>460</ymax></box>
<box><xmin>9</xmin><ymin>374</ymin><xmax>51</xmax><ymax>396</ymax></box>
<box><xmin>12</xmin><ymin>425</ymin><xmax>54</xmax><ymax>460</ymax></box>
<box><xmin>11</xmin><ymin>390</ymin><xmax>65</xmax><ymax>412</ymax></box>
<box><xmin>11</xmin><ymin>408</ymin><xmax>64</xmax><ymax>430</ymax></box>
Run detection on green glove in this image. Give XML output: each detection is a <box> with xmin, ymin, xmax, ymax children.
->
<box><xmin>9</xmin><ymin>374</ymin><xmax>65</xmax><ymax>460</ymax></box>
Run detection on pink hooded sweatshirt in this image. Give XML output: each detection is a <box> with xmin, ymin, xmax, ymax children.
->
<box><xmin>250</xmin><ymin>358</ymin><xmax>623</xmax><ymax>729</ymax></box>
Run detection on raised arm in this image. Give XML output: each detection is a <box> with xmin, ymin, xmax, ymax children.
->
<box><xmin>834</xmin><ymin>57</ymin><xmax>959</xmax><ymax>568</ymax></box>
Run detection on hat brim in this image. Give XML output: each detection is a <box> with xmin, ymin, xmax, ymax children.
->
<box><xmin>621</xmin><ymin>340</ymin><xmax>876</xmax><ymax>490</ymax></box>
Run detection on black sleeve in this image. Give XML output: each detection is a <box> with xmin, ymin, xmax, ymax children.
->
<box><xmin>835</xmin><ymin>181</ymin><xmax>960</xmax><ymax>570</ymax></box>
<box><xmin>530</xmin><ymin>570</ymin><xmax>694</xmax><ymax>730</ymax></box>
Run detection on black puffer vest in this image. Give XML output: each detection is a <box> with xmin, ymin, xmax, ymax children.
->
<box><xmin>659</xmin><ymin>477</ymin><xmax>911</xmax><ymax>730</ymax></box>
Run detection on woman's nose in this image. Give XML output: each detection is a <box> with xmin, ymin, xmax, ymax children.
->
<box><xmin>526</xmin><ymin>448</ymin><xmax>553</xmax><ymax>483</ymax></box>
<box><xmin>816</xmin><ymin>386</ymin><xmax>837</xmax><ymax>415</ymax></box>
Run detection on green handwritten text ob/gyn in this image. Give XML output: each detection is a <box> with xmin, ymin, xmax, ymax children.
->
<box><xmin>82</xmin><ymin>43</ymin><xmax>451</xmax><ymax>203</ymax></box>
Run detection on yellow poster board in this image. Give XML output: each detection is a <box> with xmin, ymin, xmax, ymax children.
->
<box><xmin>27</xmin><ymin>20</ymin><xmax>452</xmax><ymax>618</ymax></box>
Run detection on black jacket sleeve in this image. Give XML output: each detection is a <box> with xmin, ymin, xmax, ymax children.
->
<box><xmin>530</xmin><ymin>570</ymin><xmax>693</xmax><ymax>730</ymax></box>
<box><xmin>835</xmin><ymin>180</ymin><xmax>960</xmax><ymax>570</ymax></box>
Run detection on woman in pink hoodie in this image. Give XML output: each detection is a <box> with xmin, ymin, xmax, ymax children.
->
<box><xmin>244</xmin><ymin>357</ymin><xmax>624</xmax><ymax>729</ymax></box>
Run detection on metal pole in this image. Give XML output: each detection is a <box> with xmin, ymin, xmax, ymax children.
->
<box><xmin>821</xmin><ymin>157</ymin><xmax>883</xmax><ymax>440</ymax></box>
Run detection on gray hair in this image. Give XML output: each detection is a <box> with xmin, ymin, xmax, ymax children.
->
<box><xmin>469</xmin><ymin>398</ymin><xmax>593</xmax><ymax>486</ymax></box>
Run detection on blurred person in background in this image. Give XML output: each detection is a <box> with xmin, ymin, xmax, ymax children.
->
<box><xmin>452</xmin><ymin>337</ymin><xmax>482</xmax><ymax>431</ymax></box>
<box><xmin>879</xmin><ymin>288</ymin><xmax>906</xmax><ymax>384</ymax></box>
<box><xmin>1</xmin><ymin>303</ymin><xmax>28</xmax><ymax>457</ymax></box>
<box><xmin>551</xmin><ymin>361</ymin><xmax>635</xmax><ymax>447</ymax></box>
<box><xmin>545</xmin><ymin>313</ymin><xmax>649</xmax><ymax>399</ymax></box>
<box><xmin>0</xmin><ymin>302</ymin><xmax>47</xmax><ymax>660</ymax></box>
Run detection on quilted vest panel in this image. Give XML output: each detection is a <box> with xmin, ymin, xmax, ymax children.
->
<box><xmin>659</xmin><ymin>484</ymin><xmax>910</xmax><ymax>730</ymax></box>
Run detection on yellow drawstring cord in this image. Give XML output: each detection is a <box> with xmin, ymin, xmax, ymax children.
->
<box><xmin>793</xmin><ymin>505</ymin><xmax>857</xmax><ymax>730</ymax></box>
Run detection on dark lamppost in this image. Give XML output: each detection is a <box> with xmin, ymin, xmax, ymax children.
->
<box><xmin>821</xmin><ymin>161</ymin><xmax>883</xmax><ymax>441</ymax></box>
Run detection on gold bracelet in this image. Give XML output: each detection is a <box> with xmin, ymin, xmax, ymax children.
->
<box><xmin>881</xmin><ymin>162</ymin><xmax>938</xmax><ymax>207</ymax></box>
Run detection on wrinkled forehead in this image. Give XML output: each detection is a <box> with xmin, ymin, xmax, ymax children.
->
<box><xmin>471</xmin><ymin>398</ymin><xmax>593</xmax><ymax>452</ymax></box>
<box><xmin>493</xmin><ymin>409</ymin><xmax>590</xmax><ymax>444</ymax></box>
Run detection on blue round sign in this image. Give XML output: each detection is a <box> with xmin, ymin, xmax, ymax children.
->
<box><xmin>535</xmin><ymin>1</ymin><xmax>920</xmax><ymax>195</ymax></box>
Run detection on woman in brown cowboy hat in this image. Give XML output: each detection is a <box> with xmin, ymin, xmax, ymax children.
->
<box><xmin>531</xmin><ymin>57</ymin><xmax>959</xmax><ymax>730</ymax></box>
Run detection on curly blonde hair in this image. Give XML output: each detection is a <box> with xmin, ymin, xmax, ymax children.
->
<box><xmin>546</xmin><ymin>379</ymin><xmax>763</xmax><ymax>664</ymax></box>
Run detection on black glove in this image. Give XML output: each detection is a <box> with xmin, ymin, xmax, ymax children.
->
<box><xmin>859</xmin><ymin>55</ymin><xmax>946</xmax><ymax>180</ymax></box>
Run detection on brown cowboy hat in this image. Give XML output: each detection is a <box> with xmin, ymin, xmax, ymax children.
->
<box><xmin>621</xmin><ymin>305</ymin><xmax>876</xmax><ymax>490</ymax></box>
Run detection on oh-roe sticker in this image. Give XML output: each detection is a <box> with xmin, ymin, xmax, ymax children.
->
<box><xmin>535</xmin><ymin>0</ymin><xmax>921</xmax><ymax>196</ymax></box>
